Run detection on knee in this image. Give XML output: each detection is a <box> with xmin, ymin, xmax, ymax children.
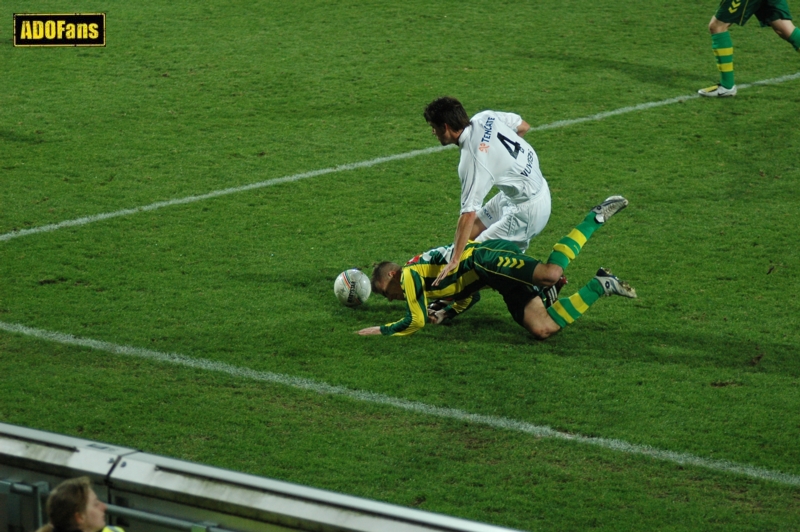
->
<box><xmin>524</xmin><ymin>308</ymin><xmax>563</xmax><ymax>339</ymax></box>
<box><xmin>528</xmin><ymin>324</ymin><xmax>555</xmax><ymax>340</ymax></box>
<box><xmin>539</xmin><ymin>264</ymin><xmax>564</xmax><ymax>287</ymax></box>
<box><xmin>520</xmin><ymin>295</ymin><xmax>560</xmax><ymax>340</ymax></box>
<box><xmin>708</xmin><ymin>18</ymin><xmax>730</xmax><ymax>34</ymax></box>
<box><xmin>772</xmin><ymin>22</ymin><xmax>795</xmax><ymax>39</ymax></box>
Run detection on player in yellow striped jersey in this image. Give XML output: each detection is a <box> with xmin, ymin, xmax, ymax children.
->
<box><xmin>358</xmin><ymin>196</ymin><xmax>636</xmax><ymax>339</ymax></box>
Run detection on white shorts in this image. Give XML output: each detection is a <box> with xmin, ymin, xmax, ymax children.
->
<box><xmin>475</xmin><ymin>182</ymin><xmax>551</xmax><ymax>253</ymax></box>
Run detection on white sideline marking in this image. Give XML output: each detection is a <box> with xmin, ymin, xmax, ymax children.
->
<box><xmin>0</xmin><ymin>146</ymin><xmax>450</xmax><ymax>242</ymax></box>
<box><xmin>1</xmin><ymin>319</ymin><xmax>799</xmax><ymax>488</ymax></box>
<box><xmin>530</xmin><ymin>72</ymin><xmax>800</xmax><ymax>132</ymax></box>
<box><xmin>2</xmin><ymin>71</ymin><xmax>798</xmax><ymax>243</ymax></box>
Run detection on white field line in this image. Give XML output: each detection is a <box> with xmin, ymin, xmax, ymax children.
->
<box><xmin>530</xmin><ymin>71</ymin><xmax>800</xmax><ymax>131</ymax></box>
<box><xmin>1</xmin><ymin>319</ymin><xmax>799</xmax><ymax>488</ymax></box>
<box><xmin>0</xmin><ymin>146</ymin><xmax>450</xmax><ymax>242</ymax></box>
<box><xmin>2</xmin><ymin>71</ymin><xmax>798</xmax><ymax>244</ymax></box>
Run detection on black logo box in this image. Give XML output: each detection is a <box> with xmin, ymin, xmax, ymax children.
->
<box><xmin>14</xmin><ymin>14</ymin><xmax>105</xmax><ymax>47</ymax></box>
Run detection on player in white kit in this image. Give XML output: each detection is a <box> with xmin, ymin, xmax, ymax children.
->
<box><xmin>423</xmin><ymin>96</ymin><xmax>551</xmax><ymax>286</ymax></box>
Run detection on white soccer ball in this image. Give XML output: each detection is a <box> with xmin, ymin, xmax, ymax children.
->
<box><xmin>334</xmin><ymin>269</ymin><xmax>371</xmax><ymax>307</ymax></box>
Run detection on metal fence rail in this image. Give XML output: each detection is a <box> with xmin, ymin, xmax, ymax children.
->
<box><xmin>105</xmin><ymin>505</ymin><xmax>228</xmax><ymax>532</ymax></box>
<box><xmin>0</xmin><ymin>422</ymin><xmax>521</xmax><ymax>532</ymax></box>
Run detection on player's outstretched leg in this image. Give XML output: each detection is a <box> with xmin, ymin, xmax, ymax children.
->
<box><xmin>768</xmin><ymin>19</ymin><xmax>800</xmax><ymax>51</ymax></box>
<box><xmin>546</xmin><ymin>267</ymin><xmax>636</xmax><ymax>330</ymax></box>
<box><xmin>547</xmin><ymin>196</ymin><xmax>628</xmax><ymax>270</ymax></box>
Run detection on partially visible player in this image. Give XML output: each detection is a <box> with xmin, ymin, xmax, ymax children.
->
<box><xmin>423</xmin><ymin>97</ymin><xmax>551</xmax><ymax>287</ymax></box>
<box><xmin>699</xmin><ymin>0</ymin><xmax>800</xmax><ymax>97</ymax></box>
<box><xmin>358</xmin><ymin>196</ymin><xmax>633</xmax><ymax>339</ymax></box>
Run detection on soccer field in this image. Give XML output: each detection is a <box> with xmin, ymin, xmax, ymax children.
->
<box><xmin>2</xmin><ymin>1</ymin><xmax>800</xmax><ymax>530</ymax></box>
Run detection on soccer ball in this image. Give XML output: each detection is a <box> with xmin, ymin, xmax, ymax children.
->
<box><xmin>333</xmin><ymin>269</ymin><xmax>371</xmax><ymax>307</ymax></box>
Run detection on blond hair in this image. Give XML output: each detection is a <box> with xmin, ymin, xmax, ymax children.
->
<box><xmin>371</xmin><ymin>261</ymin><xmax>399</xmax><ymax>293</ymax></box>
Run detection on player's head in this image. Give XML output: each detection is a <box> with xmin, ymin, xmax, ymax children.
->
<box><xmin>371</xmin><ymin>261</ymin><xmax>404</xmax><ymax>301</ymax></box>
<box><xmin>424</xmin><ymin>97</ymin><xmax>469</xmax><ymax>144</ymax></box>
<box><xmin>44</xmin><ymin>476</ymin><xmax>108</xmax><ymax>532</ymax></box>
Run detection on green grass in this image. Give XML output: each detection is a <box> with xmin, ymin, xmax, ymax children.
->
<box><xmin>2</xmin><ymin>1</ymin><xmax>800</xmax><ymax>530</ymax></box>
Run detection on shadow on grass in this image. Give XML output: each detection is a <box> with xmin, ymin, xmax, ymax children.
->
<box><xmin>591</xmin><ymin>329</ymin><xmax>798</xmax><ymax>377</ymax></box>
<box><xmin>487</xmin><ymin>316</ymin><xmax>797</xmax><ymax>377</ymax></box>
<box><xmin>0</xmin><ymin>129</ymin><xmax>45</xmax><ymax>144</ymax></box>
<box><xmin>532</xmin><ymin>52</ymin><xmax>699</xmax><ymax>90</ymax></box>
<box><xmin>359</xmin><ymin>304</ymin><xmax>799</xmax><ymax>378</ymax></box>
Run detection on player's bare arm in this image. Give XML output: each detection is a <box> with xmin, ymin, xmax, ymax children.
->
<box><xmin>516</xmin><ymin>120</ymin><xmax>531</xmax><ymax>137</ymax></box>
<box><xmin>360</xmin><ymin>307</ymin><xmax>447</xmax><ymax>335</ymax></box>
<box><xmin>433</xmin><ymin>210</ymin><xmax>477</xmax><ymax>286</ymax></box>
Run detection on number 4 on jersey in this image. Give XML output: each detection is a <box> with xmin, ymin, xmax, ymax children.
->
<box><xmin>497</xmin><ymin>133</ymin><xmax>522</xmax><ymax>159</ymax></box>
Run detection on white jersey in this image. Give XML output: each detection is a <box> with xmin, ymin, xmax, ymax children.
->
<box><xmin>457</xmin><ymin>110</ymin><xmax>546</xmax><ymax>214</ymax></box>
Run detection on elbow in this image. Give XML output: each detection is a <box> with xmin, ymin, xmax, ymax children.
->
<box><xmin>409</xmin><ymin>317</ymin><xmax>426</xmax><ymax>335</ymax></box>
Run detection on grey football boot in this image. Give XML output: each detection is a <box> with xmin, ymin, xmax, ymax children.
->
<box><xmin>591</xmin><ymin>196</ymin><xmax>629</xmax><ymax>224</ymax></box>
<box><xmin>595</xmin><ymin>268</ymin><xmax>637</xmax><ymax>298</ymax></box>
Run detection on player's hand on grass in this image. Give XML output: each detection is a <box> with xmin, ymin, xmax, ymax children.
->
<box><xmin>432</xmin><ymin>260</ymin><xmax>457</xmax><ymax>286</ymax></box>
<box><xmin>357</xmin><ymin>326</ymin><xmax>382</xmax><ymax>336</ymax></box>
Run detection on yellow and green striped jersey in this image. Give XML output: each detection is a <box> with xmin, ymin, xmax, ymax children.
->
<box><xmin>380</xmin><ymin>240</ymin><xmax>540</xmax><ymax>336</ymax></box>
<box><xmin>380</xmin><ymin>242</ymin><xmax>484</xmax><ymax>336</ymax></box>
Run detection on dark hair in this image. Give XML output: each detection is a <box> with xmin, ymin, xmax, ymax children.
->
<box><xmin>35</xmin><ymin>477</ymin><xmax>92</xmax><ymax>532</ymax></box>
<box><xmin>371</xmin><ymin>261</ymin><xmax>399</xmax><ymax>293</ymax></box>
<box><xmin>423</xmin><ymin>96</ymin><xmax>470</xmax><ymax>131</ymax></box>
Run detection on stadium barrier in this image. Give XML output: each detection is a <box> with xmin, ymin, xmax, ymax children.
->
<box><xmin>0</xmin><ymin>422</ymin><xmax>520</xmax><ymax>532</ymax></box>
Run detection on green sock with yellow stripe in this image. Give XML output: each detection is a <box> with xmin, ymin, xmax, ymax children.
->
<box><xmin>547</xmin><ymin>211</ymin><xmax>602</xmax><ymax>269</ymax></box>
<box><xmin>712</xmin><ymin>31</ymin><xmax>734</xmax><ymax>89</ymax></box>
<box><xmin>546</xmin><ymin>278</ymin><xmax>604</xmax><ymax>328</ymax></box>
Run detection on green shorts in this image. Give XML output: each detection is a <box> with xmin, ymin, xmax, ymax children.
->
<box><xmin>471</xmin><ymin>239</ymin><xmax>543</xmax><ymax>327</ymax></box>
<box><xmin>500</xmin><ymin>288</ymin><xmax>542</xmax><ymax>328</ymax></box>
<box><xmin>715</xmin><ymin>0</ymin><xmax>793</xmax><ymax>27</ymax></box>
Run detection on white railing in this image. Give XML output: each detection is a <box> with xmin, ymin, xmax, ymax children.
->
<box><xmin>0</xmin><ymin>422</ymin><xmax>520</xmax><ymax>532</ymax></box>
